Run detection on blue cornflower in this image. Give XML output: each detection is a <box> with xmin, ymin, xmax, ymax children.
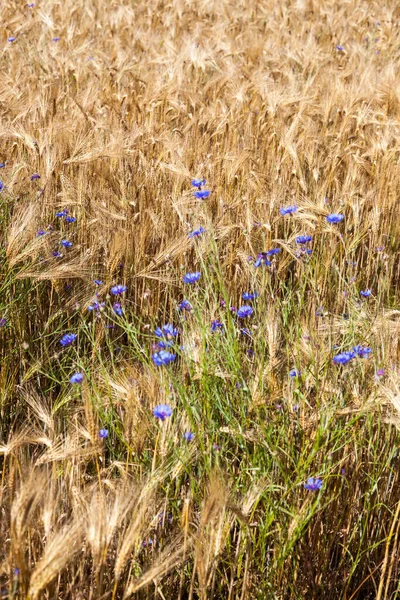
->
<box><xmin>157</xmin><ymin>510</ymin><xmax>173</xmax><ymax>525</ymax></box>
<box><xmin>8</xmin><ymin>37</ymin><xmax>16</xmax><ymax>43</ymax></box>
<box><xmin>0</xmin><ymin>318</ymin><xmax>7</xmax><ymax>327</ymax></box>
<box><xmin>61</xmin><ymin>239</ymin><xmax>72</xmax><ymax>248</ymax></box>
<box><xmin>65</xmin><ymin>216</ymin><xmax>76</xmax><ymax>223</ymax></box>
<box><xmin>60</xmin><ymin>333</ymin><xmax>77</xmax><ymax>346</ymax></box>
<box><xmin>211</xmin><ymin>320</ymin><xmax>224</xmax><ymax>332</ymax></box>
<box><xmin>155</xmin><ymin>340</ymin><xmax>173</xmax><ymax>349</ymax></box>
<box><xmin>183</xmin><ymin>272</ymin><xmax>201</xmax><ymax>284</ymax></box>
<box><xmin>333</xmin><ymin>351</ymin><xmax>355</xmax><ymax>365</ymax></box>
<box><xmin>353</xmin><ymin>345</ymin><xmax>372</xmax><ymax>358</ymax></box>
<box><xmin>36</xmin><ymin>229</ymin><xmax>48</xmax><ymax>236</ymax></box>
<box><xmin>242</xmin><ymin>292</ymin><xmax>259</xmax><ymax>301</ymax></box>
<box><xmin>267</xmin><ymin>248</ymin><xmax>281</xmax><ymax>256</ymax></box>
<box><xmin>0</xmin><ymin>181</ymin><xmax>4</xmax><ymax>191</ymax></box>
<box><xmin>88</xmin><ymin>301</ymin><xmax>105</xmax><ymax>312</ymax></box>
<box><xmin>94</xmin><ymin>279</ymin><xmax>103</xmax><ymax>285</ymax></box>
<box><xmin>178</xmin><ymin>299</ymin><xmax>192</xmax><ymax>311</ymax></box>
<box><xmin>289</xmin><ymin>369</ymin><xmax>301</xmax><ymax>377</ymax></box>
<box><xmin>56</xmin><ymin>209</ymin><xmax>68</xmax><ymax>217</ymax></box>
<box><xmin>153</xmin><ymin>403</ymin><xmax>173</xmax><ymax>420</ymax></box>
<box><xmin>194</xmin><ymin>190</ymin><xmax>210</xmax><ymax>199</ymax></box>
<box><xmin>360</xmin><ymin>289</ymin><xmax>372</xmax><ymax>297</ymax></box>
<box><xmin>155</xmin><ymin>324</ymin><xmax>178</xmax><ymax>339</ymax></box>
<box><xmin>113</xmin><ymin>302</ymin><xmax>123</xmax><ymax>316</ymax></box>
<box><xmin>30</xmin><ymin>173</ymin><xmax>40</xmax><ymax>180</ymax></box>
<box><xmin>70</xmin><ymin>372</ymin><xmax>83</xmax><ymax>384</ymax></box>
<box><xmin>52</xmin><ymin>37</ymin><xmax>60</xmax><ymax>42</ymax></box>
<box><xmin>254</xmin><ymin>252</ymin><xmax>272</xmax><ymax>267</ymax></box>
<box><xmin>296</xmin><ymin>235</ymin><xmax>313</xmax><ymax>244</ymax></box>
<box><xmin>52</xmin><ymin>251</ymin><xmax>62</xmax><ymax>258</ymax></box>
<box><xmin>280</xmin><ymin>205</ymin><xmax>297</xmax><ymax>215</ymax></box>
<box><xmin>183</xmin><ymin>431</ymin><xmax>194</xmax><ymax>441</ymax></box>
<box><xmin>336</xmin><ymin>45</ymin><xmax>344</xmax><ymax>51</ymax></box>
<box><xmin>316</xmin><ymin>307</ymin><xmax>324</xmax><ymax>316</ymax></box>
<box><xmin>27</xmin><ymin>3</ymin><xmax>35</xmax><ymax>6</ymax></box>
<box><xmin>326</xmin><ymin>213</ymin><xmax>344</xmax><ymax>223</ymax></box>
<box><xmin>237</xmin><ymin>306</ymin><xmax>253</xmax><ymax>318</ymax></box>
<box><xmin>99</xmin><ymin>428</ymin><xmax>109</xmax><ymax>439</ymax></box>
<box><xmin>240</xmin><ymin>327</ymin><xmax>252</xmax><ymax>337</ymax></box>
<box><xmin>191</xmin><ymin>178</ymin><xmax>206</xmax><ymax>188</ymax></box>
<box><xmin>110</xmin><ymin>284</ymin><xmax>127</xmax><ymax>295</ymax></box>
<box><xmin>304</xmin><ymin>477</ymin><xmax>323</xmax><ymax>491</ymax></box>
<box><xmin>152</xmin><ymin>350</ymin><xmax>176</xmax><ymax>366</ymax></box>
<box><xmin>0</xmin><ymin>164</ymin><xmax>5</xmax><ymax>168</ymax></box>
<box><xmin>188</xmin><ymin>226</ymin><xmax>206</xmax><ymax>238</ymax></box>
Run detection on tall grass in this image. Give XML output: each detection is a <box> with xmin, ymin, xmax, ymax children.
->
<box><xmin>1</xmin><ymin>0</ymin><xmax>400</xmax><ymax>597</ymax></box>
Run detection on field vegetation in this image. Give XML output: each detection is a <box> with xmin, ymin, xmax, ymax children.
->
<box><xmin>1</xmin><ymin>0</ymin><xmax>400</xmax><ymax>598</ymax></box>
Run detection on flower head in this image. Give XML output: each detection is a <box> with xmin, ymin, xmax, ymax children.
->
<box><xmin>113</xmin><ymin>302</ymin><xmax>123</xmax><ymax>316</ymax></box>
<box><xmin>153</xmin><ymin>403</ymin><xmax>173</xmax><ymax>421</ymax></box>
<box><xmin>61</xmin><ymin>240</ymin><xmax>72</xmax><ymax>248</ymax></box>
<box><xmin>99</xmin><ymin>428</ymin><xmax>109</xmax><ymax>439</ymax></box>
<box><xmin>191</xmin><ymin>178</ymin><xmax>206</xmax><ymax>188</ymax></box>
<box><xmin>183</xmin><ymin>431</ymin><xmax>194</xmax><ymax>441</ymax></box>
<box><xmin>333</xmin><ymin>351</ymin><xmax>355</xmax><ymax>365</ymax></box>
<box><xmin>211</xmin><ymin>319</ymin><xmax>224</xmax><ymax>332</ymax></box>
<box><xmin>30</xmin><ymin>173</ymin><xmax>40</xmax><ymax>181</ymax></box>
<box><xmin>254</xmin><ymin>252</ymin><xmax>272</xmax><ymax>267</ymax></box>
<box><xmin>88</xmin><ymin>301</ymin><xmax>105</xmax><ymax>312</ymax></box>
<box><xmin>152</xmin><ymin>350</ymin><xmax>176</xmax><ymax>366</ymax></box>
<box><xmin>60</xmin><ymin>333</ymin><xmax>77</xmax><ymax>346</ymax></box>
<box><xmin>336</xmin><ymin>45</ymin><xmax>344</xmax><ymax>51</ymax></box>
<box><xmin>110</xmin><ymin>284</ymin><xmax>127</xmax><ymax>295</ymax></box>
<box><xmin>188</xmin><ymin>226</ymin><xmax>206</xmax><ymax>238</ymax></box>
<box><xmin>267</xmin><ymin>248</ymin><xmax>281</xmax><ymax>256</ymax></box>
<box><xmin>155</xmin><ymin>324</ymin><xmax>178</xmax><ymax>339</ymax></box>
<box><xmin>326</xmin><ymin>213</ymin><xmax>344</xmax><ymax>224</ymax></box>
<box><xmin>242</xmin><ymin>292</ymin><xmax>259</xmax><ymax>301</ymax></box>
<box><xmin>353</xmin><ymin>345</ymin><xmax>372</xmax><ymax>358</ymax></box>
<box><xmin>289</xmin><ymin>369</ymin><xmax>301</xmax><ymax>378</ymax></box>
<box><xmin>65</xmin><ymin>216</ymin><xmax>76</xmax><ymax>223</ymax></box>
<box><xmin>304</xmin><ymin>477</ymin><xmax>323</xmax><ymax>492</ymax></box>
<box><xmin>94</xmin><ymin>279</ymin><xmax>103</xmax><ymax>285</ymax></box>
<box><xmin>194</xmin><ymin>190</ymin><xmax>210</xmax><ymax>199</ymax></box>
<box><xmin>237</xmin><ymin>305</ymin><xmax>253</xmax><ymax>318</ymax></box>
<box><xmin>53</xmin><ymin>37</ymin><xmax>60</xmax><ymax>42</ymax></box>
<box><xmin>183</xmin><ymin>272</ymin><xmax>201</xmax><ymax>284</ymax></box>
<box><xmin>0</xmin><ymin>317</ymin><xmax>7</xmax><ymax>327</ymax></box>
<box><xmin>296</xmin><ymin>235</ymin><xmax>313</xmax><ymax>244</ymax></box>
<box><xmin>56</xmin><ymin>209</ymin><xmax>68</xmax><ymax>217</ymax></box>
<box><xmin>280</xmin><ymin>205</ymin><xmax>297</xmax><ymax>216</ymax></box>
<box><xmin>240</xmin><ymin>327</ymin><xmax>252</xmax><ymax>337</ymax></box>
<box><xmin>70</xmin><ymin>372</ymin><xmax>83</xmax><ymax>384</ymax></box>
<box><xmin>360</xmin><ymin>289</ymin><xmax>372</xmax><ymax>298</ymax></box>
<box><xmin>52</xmin><ymin>251</ymin><xmax>62</xmax><ymax>258</ymax></box>
<box><xmin>8</xmin><ymin>37</ymin><xmax>16</xmax><ymax>43</ymax></box>
<box><xmin>178</xmin><ymin>299</ymin><xmax>192</xmax><ymax>311</ymax></box>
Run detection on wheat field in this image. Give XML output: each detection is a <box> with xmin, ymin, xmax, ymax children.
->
<box><xmin>1</xmin><ymin>0</ymin><xmax>400</xmax><ymax>598</ymax></box>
